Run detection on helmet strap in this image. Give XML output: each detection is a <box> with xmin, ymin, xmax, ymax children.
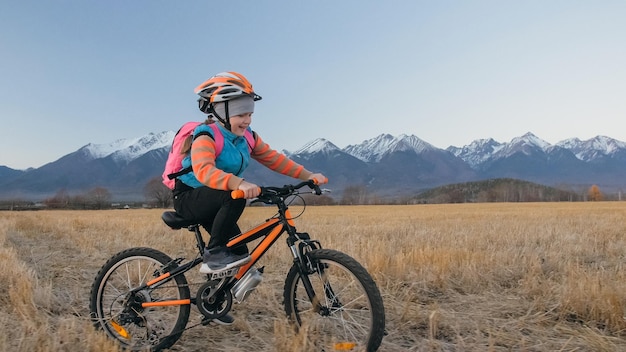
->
<box><xmin>209</xmin><ymin>101</ymin><xmax>232</xmax><ymax>131</ymax></box>
<box><xmin>224</xmin><ymin>101</ymin><xmax>231</xmax><ymax>130</ymax></box>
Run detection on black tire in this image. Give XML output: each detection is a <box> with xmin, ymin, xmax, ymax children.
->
<box><xmin>89</xmin><ymin>247</ymin><xmax>191</xmax><ymax>351</ymax></box>
<box><xmin>283</xmin><ymin>249</ymin><xmax>385</xmax><ymax>351</ymax></box>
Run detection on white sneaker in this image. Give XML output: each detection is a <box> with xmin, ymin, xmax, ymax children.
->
<box><xmin>199</xmin><ymin>247</ymin><xmax>251</xmax><ymax>274</ymax></box>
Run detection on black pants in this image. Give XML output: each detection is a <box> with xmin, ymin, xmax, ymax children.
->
<box><xmin>173</xmin><ymin>185</ymin><xmax>247</xmax><ymax>252</ymax></box>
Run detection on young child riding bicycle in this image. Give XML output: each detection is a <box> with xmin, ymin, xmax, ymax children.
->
<box><xmin>93</xmin><ymin>84</ymin><xmax>381</xmax><ymax>343</ymax></box>
<box><xmin>171</xmin><ymin>71</ymin><xmax>327</xmax><ymax>277</ymax></box>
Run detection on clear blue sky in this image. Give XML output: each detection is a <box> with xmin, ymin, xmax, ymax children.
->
<box><xmin>2</xmin><ymin>1</ymin><xmax>625</xmax><ymax>169</ymax></box>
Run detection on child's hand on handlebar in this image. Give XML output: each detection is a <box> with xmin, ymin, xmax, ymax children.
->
<box><xmin>309</xmin><ymin>173</ymin><xmax>328</xmax><ymax>185</ymax></box>
<box><xmin>238</xmin><ymin>180</ymin><xmax>261</xmax><ymax>199</ymax></box>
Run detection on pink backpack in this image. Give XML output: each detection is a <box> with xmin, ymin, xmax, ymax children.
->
<box><xmin>162</xmin><ymin>122</ymin><xmax>255</xmax><ymax>189</ymax></box>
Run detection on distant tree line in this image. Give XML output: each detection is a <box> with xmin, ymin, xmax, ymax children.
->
<box><xmin>410</xmin><ymin>178</ymin><xmax>616</xmax><ymax>204</ymax></box>
<box><xmin>0</xmin><ymin>177</ymin><xmax>173</xmax><ymax>210</ymax></box>
<box><xmin>42</xmin><ymin>187</ymin><xmax>113</xmax><ymax>209</ymax></box>
<box><xmin>0</xmin><ymin>178</ymin><xmax>621</xmax><ymax>210</ymax></box>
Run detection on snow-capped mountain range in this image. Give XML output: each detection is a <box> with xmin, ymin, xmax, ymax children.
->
<box><xmin>1</xmin><ymin>131</ymin><xmax>625</xmax><ymax>200</ymax></box>
<box><xmin>83</xmin><ymin>132</ymin><xmax>175</xmax><ymax>162</ymax></box>
<box><xmin>446</xmin><ymin>133</ymin><xmax>626</xmax><ymax>168</ymax></box>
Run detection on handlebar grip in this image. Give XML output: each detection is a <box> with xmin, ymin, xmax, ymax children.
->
<box><xmin>231</xmin><ymin>190</ymin><xmax>245</xmax><ymax>199</ymax></box>
<box><xmin>313</xmin><ymin>177</ymin><xmax>328</xmax><ymax>185</ymax></box>
<box><xmin>231</xmin><ymin>187</ymin><xmax>262</xmax><ymax>199</ymax></box>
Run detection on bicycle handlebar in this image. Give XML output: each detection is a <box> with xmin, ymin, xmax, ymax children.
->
<box><xmin>231</xmin><ymin>179</ymin><xmax>325</xmax><ymax>200</ymax></box>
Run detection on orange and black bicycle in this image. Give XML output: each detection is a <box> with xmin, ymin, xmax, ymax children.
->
<box><xmin>89</xmin><ymin>180</ymin><xmax>385</xmax><ymax>351</ymax></box>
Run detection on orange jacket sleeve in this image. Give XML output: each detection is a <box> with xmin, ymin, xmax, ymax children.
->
<box><xmin>251</xmin><ymin>133</ymin><xmax>313</xmax><ymax>180</ymax></box>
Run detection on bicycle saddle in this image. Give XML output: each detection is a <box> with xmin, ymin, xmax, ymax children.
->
<box><xmin>162</xmin><ymin>211</ymin><xmax>198</xmax><ymax>229</ymax></box>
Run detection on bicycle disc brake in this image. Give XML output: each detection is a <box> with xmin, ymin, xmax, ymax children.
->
<box><xmin>196</xmin><ymin>280</ymin><xmax>233</xmax><ymax>320</ymax></box>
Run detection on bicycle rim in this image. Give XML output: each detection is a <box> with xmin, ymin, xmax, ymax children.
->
<box><xmin>91</xmin><ymin>248</ymin><xmax>190</xmax><ymax>351</ymax></box>
<box><xmin>284</xmin><ymin>249</ymin><xmax>385</xmax><ymax>351</ymax></box>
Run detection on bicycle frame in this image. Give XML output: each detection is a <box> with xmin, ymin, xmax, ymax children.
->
<box><xmin>136</xmin><ymin>202</ymin><xmax>300</xmax><ymax>309</ymax></box>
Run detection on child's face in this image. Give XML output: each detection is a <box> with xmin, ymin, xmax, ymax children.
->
<box><xmin>229</xmin><ymin>112</ymin><xmax>252</xmax><ymax>136</ymax></box>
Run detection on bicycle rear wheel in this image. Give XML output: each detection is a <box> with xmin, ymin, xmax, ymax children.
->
<box><xmin>89</xmin><ymin>247</ymin><xmax>191</xmax><ymax>351</ymax></box>
<box><xmin>283</xmin><ymin>249</ymin><xmax>385</xmax><ymax>351</ymax></box>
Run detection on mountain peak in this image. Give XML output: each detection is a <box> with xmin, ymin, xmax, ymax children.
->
<box><xmin>293</xmin><ymin>138</ymin><xmax>340</xmax><ymax>155</ymax></box>
<box><xmin>511</xmin><ymin>132</ymin><xmax>551</xmax><ymax>149</ymax></box>
<box><xmin>489</xmin><ymin>132</ymin><xmax>551</xmax><ymax>159</ymax></box>
<box><xmin>447</xmin><ymin>138</ymin><xmax>503</xmax><ymax>168</ymax></box>
<box><xmin>344</xmin><ymin>133</ymin><xmax>435</xmax><ymax>162</ymax></box>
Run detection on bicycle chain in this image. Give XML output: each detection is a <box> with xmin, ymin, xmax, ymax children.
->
<box><xmin>143</xmin><ymin>280</ymin><xmax>220</xmax><ymax>346</ymax></box>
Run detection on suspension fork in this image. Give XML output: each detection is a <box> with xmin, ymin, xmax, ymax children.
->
<box><xmin>282</xmin><ymin>205</ymin><xmax>331</xmax><ymax>310</ymax></box>
<box><xmin>286</xmin><ymin>233</ymin><xmax>324</xmax><ymax>311</ymax></box>
<box><xmin>291</xmin><ymin>249</ymin><xmax>320</xmax><ymax>310</ymax></box>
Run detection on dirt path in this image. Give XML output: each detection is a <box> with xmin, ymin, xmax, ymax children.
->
<box><xmin>7</xmin><ymin>229</ymin><xmax>97</xmax><ymax>318</ymax></box>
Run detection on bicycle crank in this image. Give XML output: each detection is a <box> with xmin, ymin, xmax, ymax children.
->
<box><xmin>196</xmin><ymin>280</ymin><xmax>233</xmax><ymax>320</ymax></box>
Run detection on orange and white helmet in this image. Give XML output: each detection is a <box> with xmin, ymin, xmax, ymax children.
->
<box><xmin>194</xmin><ymin>71</ymin><xmax>262</xmax><ymax>103</ymax></box>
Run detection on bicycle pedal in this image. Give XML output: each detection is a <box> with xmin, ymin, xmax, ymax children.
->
<box><xmin>208</xmin><ymin>267</ymin><xmax>239</xmax><ymax>280</ymax></box>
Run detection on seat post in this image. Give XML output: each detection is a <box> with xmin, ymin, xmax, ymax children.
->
<box><xmin>188</xmin><ymin>224</ymin><xmax>206</xmax><ymax>255</ymax></box>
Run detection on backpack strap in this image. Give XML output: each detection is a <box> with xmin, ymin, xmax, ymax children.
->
<box><xmin>209</xmin><ymin>123</ymin><xmax>225</xmax><ymax>155</ymax></box>
<box><xmin>244</xmin><ymin>130</ymin><xmax>256</xmax><ymax>152</ymax></box>
<box><xmin>167</xmin><ymin>165</ymin><xmax>193</xmax><ymax>180</ymax></box>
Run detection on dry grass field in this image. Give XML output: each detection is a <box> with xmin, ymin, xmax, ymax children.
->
<box><xmin>1</xmin><ymin>202</ymin><xmax>626</xmax><ymax>351</ymax></box>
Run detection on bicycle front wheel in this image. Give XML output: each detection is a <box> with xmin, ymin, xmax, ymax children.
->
<box><xmin>283</xmin><ymin>249</ymin><xmax>385</xmax><ymax>351</ymax></box>
<box><xmin>89</xmin><ymin>247</ymin><xmax>191</xmax><ymax>351</ymax></box>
